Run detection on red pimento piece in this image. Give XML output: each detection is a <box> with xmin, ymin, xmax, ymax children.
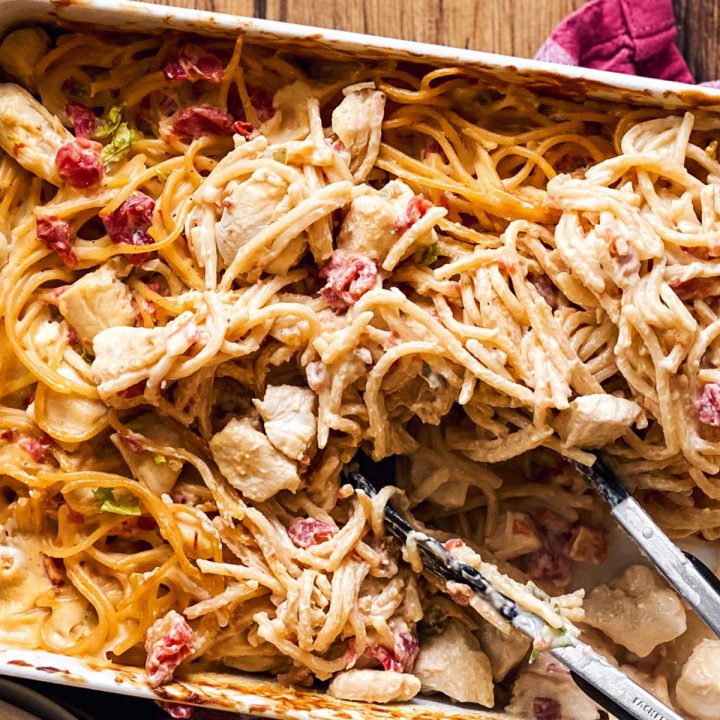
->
<box><xmin>157</xmin><ymin>703</ymin><xmax>195</xmax><ymax>719</ymax></box>
<box><xmin>319</xmin><ymin>252</ymin><xmax>379</xmax><ymax>312</ymax></box>
<box><xmin>698</xmin><ymin>383</ymin><xmax>720</xmax><ymax>426</ymax></box>
<box><xmin>394</xmin><ymin>194</ymin><xmax>433</xmax><ymax>234</ymax></box>
<box><xmin>65</xmin><ymin>102</ymin><xmax>97</xmax><ymax>139</ymax></box>
<box><xmin>392</xmin><ymin>632</ymin><xmax>419</xmax><ymax>672</ymax></box>
<box><xmin>145</xmin><ymin>610</ymin><xmax>196</xmax><ymax>688</ymax></box>
<box><xmin>102</xmin><ymin>193</ymin><xmax>156</xmax><ymax>266</ymax></box>
<box><xmin>524</xmin><ymin>509</ymin><xmax>576</xmax><ymax>587</ymax></box>
<box><xmin>36</xmin><ymin>216</ymin><xmax>77</xmax><ymax>268</ymax></box>
<box><xmin>55</xmin><ymin>138</ymin><xmax>104</xmax><ymax>188</ymax></box>
<box><xmin>116</xmin><ymin>379</ymin><xmax>148</xmax><ymax>399</ymax></box>
<box><xmin>443</xmin><ymin>538</ymin><xmax>465</xmax><ymax>551</ymax></box>
<box><xmin>532</xmin><ymin>697</ymin><xmax>562</xmax><ymax>720</ymax></box>
<box><xmin>66</xmin><ymin>507</ymin><xmax>85</xmax><ymax>524</ymax></box>
<box><xmin>163</xmin><ymin>44</ymin><xmax>224</xmax><ymax>84</ymax></box>
<box><xmin>247</xmin><ymin>85</ymin><xmax>275</xmax><ymax>122</ymax></box>
<box><xmin>0</xmin><ymin>429</ymin><xmax>14</xmax><ymax>442</ymax></box>
<box><xmin>42</xmin><ymin>555</ymin><xmax>64</xmax><ymax>592</ymax></box>
<box><xmin>170</xmin><ymin>105</ymin><xmax>235</xmax><ymax>140</ymax></box>
<box><xmin>232</xmin><ymin>120</ymin><xmax>256</xmax><ymax>138</ymax></box>
<box><xmin>361</xmin><ymin>632</ymin><xmax>419</xmax><ymax>673</ymax></box>
<box><xmin>287</xmin><ymin>517</ymin><xmax>337</xmax><ymax>548</ymax></box>
<box><xmin>19</xmin><ymin>435</ymin><xmax>54</xmax><ymax>463</ymax></box>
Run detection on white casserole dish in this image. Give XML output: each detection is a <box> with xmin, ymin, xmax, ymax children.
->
<box><xmin>1</xmin><ymin>1</ymin><xmax>720</xmax><ymax>717</ymax></box>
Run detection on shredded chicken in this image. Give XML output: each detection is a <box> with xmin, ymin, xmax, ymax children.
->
<box><xmin>583</xmin><ymin>565</ymin><xmax>686</xmax><ymax>657</ymax></box>
<box><xmin>209</xmin><ymin>418</ymin><xmax>301</xmax><ymax>502</ymax></box>
<box><xmin>413</xmin><ymin>619</ymin><xmax>494</xmax><ymax>706</ymax></box>
<box><xmin>57</xmin><ymin>262</ymin><xmax>135</xmax><ymax>346</ymax></box>
<box><xmin>327</xmin><ymin>668</ymin><xmax>421</xmax><ymax>703</ymax></box>
<box><xmin>554</xmin><ymin>394</ymin><xmax>641</xmax><ymax>448</ymax></box>
<box><xmin>253</xmin><ymin>384</ymin><xmax>316</xmax><ymax>461</ymax></box>
<box><xmin>676</xmin><ymin>639</ymin><xmax>720</xmax><ymax>720</ymax></box>
<box><xmin>0</xmin><ymin>83</ymin><xmax>73</xmax><ymax>184</ymax></box>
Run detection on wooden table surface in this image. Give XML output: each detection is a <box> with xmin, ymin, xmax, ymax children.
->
<box><xmin>149</xmin><ymin>0</ymin><xmax>718</xmax><ymax>82</ymax></box>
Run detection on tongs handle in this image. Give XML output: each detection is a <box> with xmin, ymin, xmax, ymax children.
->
<box><xmin>576</xmin><ymin>455</ymin><xmax>720</xmax><ymax>639</ymax></box>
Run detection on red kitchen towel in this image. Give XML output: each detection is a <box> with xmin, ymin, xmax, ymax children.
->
<box><xmin>534</xmin><ymin>0</ymin><xmax>695</xmax><ymax>83</ymax></box>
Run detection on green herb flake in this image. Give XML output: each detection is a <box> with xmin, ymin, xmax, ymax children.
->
<box><xmin>421</xmin><ymin>242</ymin><xmax>440</xmax><ymax>266</ymax></box>
<box><xmin>101</xmin><ymin>124</ymin><xmax>142</xmax><ymax>164</ymax></box>
<box><xmin>94</xmin><ymin>105</ymin><xmax>124</xmax><ymax>139</ymax></box>
<box><xmin>93</xmin><ymin>487</ymin><xmax>141</xmax><ymax>516</ymax></box>
<box><xmin>154</xmin><ymin>453</ymin><xmax>167</xmax><ymax>465</ymax></box>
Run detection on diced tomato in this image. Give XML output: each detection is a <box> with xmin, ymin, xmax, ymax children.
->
<box><xmin>532</xmin><ymin>697</ymin><xmax>562</xmax><ymax>720</ymax></box>
<box><xmin>394</xmin><ymin>194</ymin><xmax>433</xmax><ymax>234</ymax></box>
<box><xmin>247</xmin><ymin>85</ymin><xmax>275</xmax><ymax>123</ymax></box>
<box><xmin>36</xmin><ymin>216</ymin><xmax>77</xmax><ymax>268</ymax></box>
<box><xmin>18</xmin><ymin>435</ymin><xmax>54</xmax><ymax>463</ymax></box>
<box><xmin>319</xmin><ymin>252</ymin><xmax>379</xmax><ymax>312</ymax></box>
<box><xmin>55</xmin><ymin>138</ymin><xmax>104</xmax><ymax>188</ymax></box>
<box><xmin>116</xmin><ymin>379</ymin><xmax>148</xmax><ymax>399</ymax></box>
<box><xmin>65</xmin><ymin>102</ymin><xmax>97</xmax><ymax>139</ymax></box>
<box><xmin>163</xmin><ymin>44</ymin><xmax>224</xmax><ymax>84</ymax></box>
<box><xmin>102</xmin><ymin>193</ymin><xmax>155</xmax><ymax>266</ymax></box>
<box><xmin>145</xmin><ymin>610</ymin><xmax>196</xmax><ymax>688</ymax></box>
<box><xmin>287</xmin><ymin>517</ymin><xmax>337</xmax><ymax>548</ymax></box>
<box><xmin>67</xmin><ymin>326</ymin><xmax>80</xmax><ymax>346</ymax></box>
<box><xmin>170</xmin><ymin>105</ymin><xmax>235</xmax><ymax>140</ymax></box>
<box><xmin>698</xmin><ymin>383</ymin><xmax>720</xmax><ymax>426</ymax></box>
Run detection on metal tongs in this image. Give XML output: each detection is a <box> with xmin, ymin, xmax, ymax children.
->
<box><xmin>574</xmin><ymin>453</ymin><xmax>720</xmax><ymax>640</ymax></box>
<box><xmin>347</xmin><ymin>462</ymin><xmax>688</xmax><ymax>720</ymax></box>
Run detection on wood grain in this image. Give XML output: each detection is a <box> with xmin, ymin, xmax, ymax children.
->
<box><xmin>146</xmin><ymin>0</ymin><xmax>585</xmax><ymax>58</ymax></box>
<box><xmin>673</xmin><ymin>0</ymin><xmax>719</xmax><ymax>82</ymax></box>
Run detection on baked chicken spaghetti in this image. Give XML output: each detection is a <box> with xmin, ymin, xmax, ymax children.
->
<box><xmin>0</xmin><ymin>24</ymin><xmax>719</xmax><ymax>719</ymax></box>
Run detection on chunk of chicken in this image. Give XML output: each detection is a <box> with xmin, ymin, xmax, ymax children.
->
<box><xmin>91</xmin><ymin>311</ymin><xmax>200</xmax><ymax>401</ymax></box>
<box><xmin>36</xmin><ymin>363</ymin><xmax>107</xmax><ymax>443</ymax></box>
<box><xmin>253</xmin><ymin>385</ymin><xmax>316</xmax><ymax>461</ymax></box>
<box><xmin>506</xmin><ymin>652</ymin><xmax>600</xmax><ymax>720</ymax></box>
<box><xmin>336</xmin><ymin>180</ymin><xmax>415</xmax><ymax>263</ymax></box>
<box><xmin>209</xmin><ymin>418</ymin><xmax>300</xmax><ymax>502</ymax></box>
<box><xmin>676</xmin><ymin>639</ymin><xmax>720</xmax><ymax>720</ymax></box>
<box><xmin>584</xmin><ymin>565</ymin><xmax>686</xmax><ymax>657</ymax></box>
<box><xmin>0</xmin><ymin>29</ymin><xmax>49</xmax><ymax>89</ymax></box>
<box><xmin>485</xmin><ymin>511</ymin><xmax>542</xmax><ymax>561</ymax></box>
<box><xmin>0</xmin><ymin>83</ymin><xmax>72</xmax><ymax>185</ymax></box>
<box><xmin>215</xmin><ymin>168</ymin><xmax>304</xmax><ymax>274</ymax></box>
<box><xmin>260</xmin><ymin>80</ymin><xmax>323</xmax><ymax>144</ymax></box>
<box><xmin>111</xmin><ymin>414</ymin><xmax>184</xmax><ymax>496</ymax></box>
<box><xmin>57</xmin><ymin>263</ymin><xmax>135</xmax><ymax>346</ymax></box>
<box><xmin>327</xmin><ymin>669</ymin><xmax>420</xmax><ymax>703</ymax></box>
<box><xmin>554</xmin><ymin>394</ymin><xmax>640</xmax><ymax>448</ymax></box>
<box><xmin>413</xmin><ymin>620</ymin><xmax>494</xmax><ymax>706</ymax></box>
<box><xmin>331</xmin><ymin>83</ymin><xmax>385</xmax><ymax>182</ymax></box>
<box><xmin>476</xmin><ymin>621</ymin><xmax>530</xmax><ymax>682</ymax></box>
